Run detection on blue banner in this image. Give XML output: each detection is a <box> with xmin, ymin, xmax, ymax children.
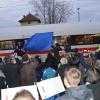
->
<box><xmin>23</xmin><ymin>32</ymin><xmax>53</xmax><ymax>51</ymax></box>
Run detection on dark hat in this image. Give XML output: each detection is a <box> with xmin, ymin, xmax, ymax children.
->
<box><xmin>22</xmin><ymin>54</ymin><xmax>29</xmax><ymax>62</ymax></box>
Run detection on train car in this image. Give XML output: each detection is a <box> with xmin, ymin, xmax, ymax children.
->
<box><xmin>0</xmin><ymin>22</ymin><xmax>100</xmax><ymax>58</ymax></box>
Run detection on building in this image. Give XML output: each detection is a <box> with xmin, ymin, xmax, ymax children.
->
<box><xmin>19</xmin><ymin>13</ymin><xmax>41</xmax><ymax>26</ymax></box>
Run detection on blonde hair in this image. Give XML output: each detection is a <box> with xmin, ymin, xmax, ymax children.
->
<box><xmin>64</xmin><ymin>67</ymin><xmax>81</xmax><ymax>86</ymax></box>
<box><xmin>12</xmin><ymin>89</ymin><xmax>35</xmax><ymax>100</ymax></box>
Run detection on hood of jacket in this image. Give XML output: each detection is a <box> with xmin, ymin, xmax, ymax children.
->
<box><xmin>66</xmin><ymin>85</ymin><xmax>93</xmax><ymax>100</ymax></box>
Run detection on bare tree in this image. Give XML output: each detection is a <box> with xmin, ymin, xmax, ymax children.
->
<box><xmin>31</xmin><ymin>0</ymin><xmax>73</xmax><ymax>24</ymax></box>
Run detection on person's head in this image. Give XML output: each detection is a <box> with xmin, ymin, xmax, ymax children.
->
<box><xmin>59</xmin><ymin>50</ymin><xmax>66</xmax><ymax>57</ymax></box>
<box><xmin>74</xmin><ymin>48</ymin><xmax>78</xmax><ymax>53</ymax></box>
<box><xmin>12</xmin><ymin>89</ymin><xmax>35</xmax><ymax>100</ymax></box>
<box><xmin>60</xmin><ymin>57</ymin><xmax>68</xmax><ymax>65</ymax></box>
<box><xmin>22</xmin><ymin>54</ymin><xmax>30</xmax><ymax>63</ymax></box>
<box><xmin>63</xmin><ymin>67</ymin><xmax>81</xmax><ymax>88</ymax></box>
<box><xmin>55</xmin><ymin>43</ymin><xmax>60</xmax><ymax>47</ymax></box>
<box><xmin>35</xmin><ymin>55</ymin><xmax>41</xmax><ymax>63</ymax></box>
<box><xmin>3</xmin><ymin>55</ymin><xmax>12</xmax><ymax>63</ymax></box>
<box><xmin>0</xmin><ymin>57</ymin><xmax>2</xmax><ymax>63</ymax></box>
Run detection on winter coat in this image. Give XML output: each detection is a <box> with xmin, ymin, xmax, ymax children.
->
<box><xmin>21</xmin><ymin>61</ymin><xmax>37</xmax><ymax>86</ymax></box>
<box><xmin>3</xmin><ymin>62</ymin><xmax>22</xmax><ymax>87</ymax></box>
<box><xmin>0</xmin><ymin>70</ymin><xmax>6</xmax><ymax>91</ymax></box>
<box><xmin>0</xmin><ymin>63</ymin><xmax>7</xmax><ymax>92</ymax></box>
<box><xmin>45</xmin><ymin>54</ymin><xmax>57</xmax><ymax>70</ymax></box>
<box><xmin>85</xmin><ymin>68</ymin><xmax>100</xmax><ymax>84</ymax></box>
<box><xmin>88</xmin><ymin>80</ymin><xmax>100</xmax><ymax>100</ymax></box>
<box><xmin>95</xmin><ymin>60</ymin><xmax>100</xmax><ymax>72</ymax></box>
<box><xmin>56</xmin><ymin>85</ymin><xmax>94</xmax><ymax>100</ymax></box>
<box><xmin>78</xmin><ymin>53</ymin><xmax>91</xmax><ymax>70</ymax></box>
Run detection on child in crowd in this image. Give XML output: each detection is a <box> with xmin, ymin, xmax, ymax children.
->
<box><xmin>12</xmin><ymin>89</ymin><xmax>35</xmax><ymax>100</ymax></box>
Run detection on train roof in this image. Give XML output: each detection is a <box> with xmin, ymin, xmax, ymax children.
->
<box><xmin>0</xmin><ymin>22</ymin><xmax>100</xmax><ymax>40</ymax></box>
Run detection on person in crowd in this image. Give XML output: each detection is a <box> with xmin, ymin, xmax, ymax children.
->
<box><xmin>12</xmin><ymin>89</ymin><xmax>35</xmax><ymax>100</ymax></box>
<box><xmin>58</xmin><ymin>57</ymin><xmax>68</xmax><ymax>69</ymax></box>
<box><xmin>95</xmin><ymin>51</ymin><xmax>100</xmax><ymax>72</ymax></box>
<box><xmin>2</xmin><ymin>55</ymin><xmax>22</xmax><ymax>88</ymax></box>
<box><xmin>56</xmin><ymin>67</ymin><xmax>94</xmax><ymax>100</ymax></box>
<box><xmin>73</xmin><ymin>49</ymin><xmax>91</xmax><ymax>71</ymax></box>
<box><xmin>42</xmin><ymin>65</ymin><xmax>56</xmax><ymax>100</ymax></box>
<box><xmin>84</xmin><ymin>53</ymin><xmax>100</xmax><ymax>100</ymax></box>
<box><xmin>42</xmin><ymin>65</ymin><xmax>56</xmax><ymax>80</ymax></box>
<box><xmin>57</xmin><ymin>57</ymin><xmax>69</xmax><ymax>81</ymax></box>
<box><xmin>14</xmin><ymin>45</ymin><xmax>25</xmax><ymax>57</ymax></box>
<box><xmin>67</xmin><ymin>52</ymin><xmax>80</xmax><ymax>66</ymax></box>
<box><xmin>52</xmin><ymin>43</ymin><xmax>62</xmax><ymax>58</ymax></box>
<box><xmin>52</xmin><ymin>43</ymin><xmax>62</xmax><ymax>69</ymax></box>
<box><xmin>35</xmin><ymin>55</ymin><xmax>43</xmax><ymax>82</ymax></box>
<box><xmin>21</xmin><ymin>54</ymin><xmax>37</xmax><ymax>86</ymax></box>
<box><xmin>85</xmin><ymin>65</ymin><xmax>100</xmax><ymax>84</ymax></box>
<box><xmin>83</xmin><ymin>53</ymin><xmax>100</xmax><ymax>84</ymax></box>
<box><xmin>45</xmin><ymin>50</ymin><xmax>57</xmax><ymax>70</ymax></box>
<box><xmin>58</xmin><ymin>50</ymin><xmax>66</xmax><ymax>60</ymax></box>
<box><xmin>87</xmin><ymin>80</ymin><xmax>100</xmax><ymax>100</ymax></box>
<box><xmin>73</xmin><ymin>49</ymin><xmax>92</xmax><ymax>84</ymax></box>
<box><xmin>95</xmin><ymin>47</ymin><xmax>100</xmax><ymax>60</ymax></box>
<box><xmin>64</xmin><ymin>44</ymin><xmax>71</xmax><ymax>52</ymax></box>
<box><xmin>0</xmin><ymin>58</ymin><xmax>6</xmax><ymax>99</ymax></box>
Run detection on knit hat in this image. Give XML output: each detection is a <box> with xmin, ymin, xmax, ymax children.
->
<box><xmin>22</xmin><ymin>54</ymin><xmax>29</xmax><ymax>62</ymax></box>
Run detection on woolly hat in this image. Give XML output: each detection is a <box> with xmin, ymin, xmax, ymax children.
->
<box><xmin>22</xmin><ymin>54</ymin><xmax>29</xmax><ymax>62</ymax></box>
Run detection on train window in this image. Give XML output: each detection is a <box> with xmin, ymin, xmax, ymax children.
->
<box><xmin>0</xmin><ymin>38</ymin><xmax>27</xmax><ymax>50</ymax></box>
<box><xmin>14</xmin><ymin>39</ymin><xmax>26</xmax><ymax>48</ymax></box>
<box><xmin>84</xmin><ymin>35</ymin><xmax>93</xmax><ymax>44</ymax></box>
<box><xmin>53</xmin><ymin>36</ymin><xmax>61</xmax><ymax>44</ymax></box>
<box><xmin>0</xmin><ymin>40</ymin><xmax>15</xmax><ymax>50</ymax></box>
<box><xmin>54</xmin><ymin>36</ymin><xmax>70</xmax><ymax>45</ymax></box>
<box><xmin>93</xmin><ymin>35</ymin><xmax>100</xmax><ymax>44</ymax></box>
<box><xmin>69</xmin><ymin>35</ymin><xmax>84</xmax><ymax>45</ymax></box>
<box><xmin>69</xmin><ymin>34</ymin><xmax>93</xmax><ymax>45</ymax></box>
<box><xmin>53</xmin><ymin>33</ymin><xmax>100</xmax><ymax>46</ymax></box>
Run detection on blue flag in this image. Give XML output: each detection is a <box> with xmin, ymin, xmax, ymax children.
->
<box><xmin>23</xmin><ymin>32</ymin><xmax>53</xmax><ymax>51</ymax></box>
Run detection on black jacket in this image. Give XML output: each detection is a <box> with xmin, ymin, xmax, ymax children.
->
<box><xmin>3</xmin><ymin>62</ymin><xmax>22</xmax><ymax>87</ymax></box>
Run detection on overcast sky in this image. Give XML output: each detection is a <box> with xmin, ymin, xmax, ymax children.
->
<box><xmin>0</xmin><ymin>0</ymin><xmax>100</xmax><ymax>28</ymax></box>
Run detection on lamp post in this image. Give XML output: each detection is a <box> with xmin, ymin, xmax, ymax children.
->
<box><xmin>77</xmin><ymin>8</ymin><xmax>80</xmax><ymax>22</ymax></box>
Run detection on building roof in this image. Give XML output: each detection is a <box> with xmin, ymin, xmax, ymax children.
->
<box><xmin>19</xmin><ymin>13</ymin><xmax>41</xmax><ymax>23</ymax></box>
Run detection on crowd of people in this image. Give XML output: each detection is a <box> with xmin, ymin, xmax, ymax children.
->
<box><xmin>0</xmin><ymin>43</ymin><xmax>100</xmax><ymax>100</ymax></box>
